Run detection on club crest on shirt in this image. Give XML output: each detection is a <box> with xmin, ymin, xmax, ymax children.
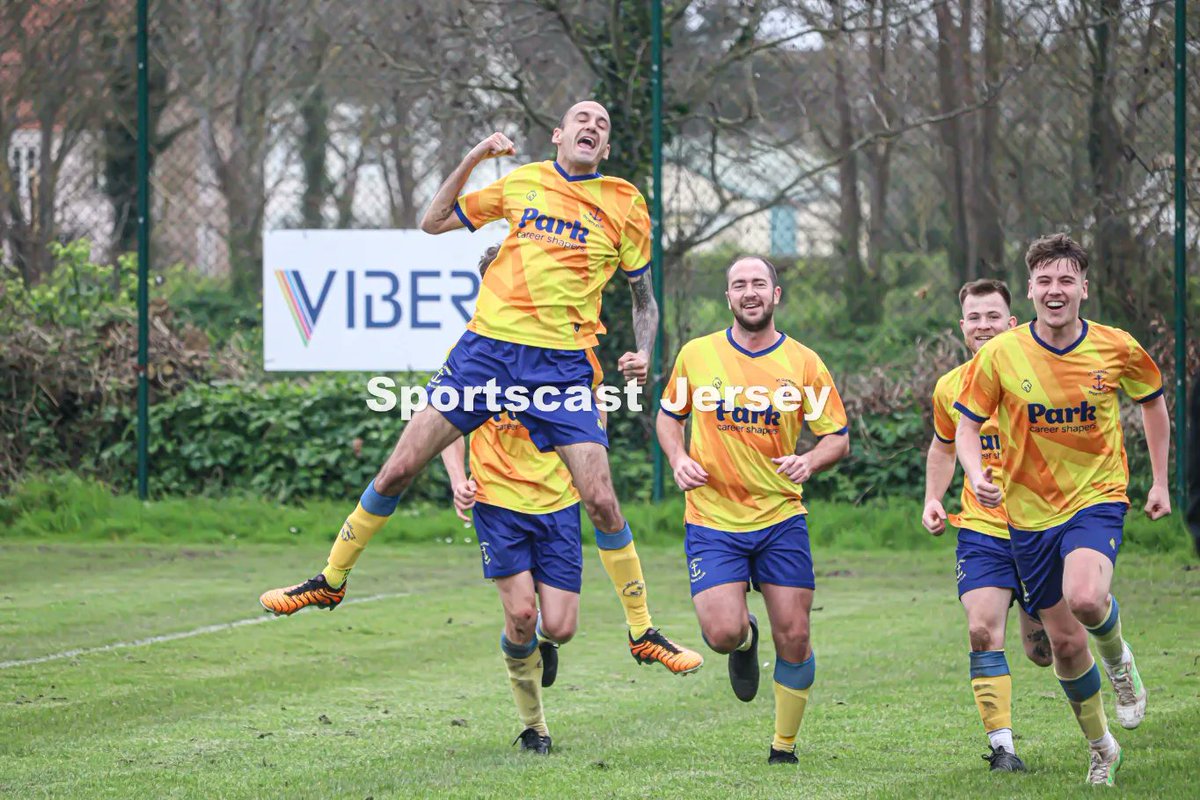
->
<box><xmin>688</xmin><ymin>557</ymin><xmax>706</xmax><ymax>583</ymax></box>
<box><xmin>712</xmin><ymin>377</ymin><xmax>723</xmax><ymax>390</ymax></box>
<box><xmin>1088</xmin><ymin>369</ymin><xmax>1110</xmax><ymax>395</ymax></box>
<box><xmin>1021</xmin><ymin>379</ymin><xmax>1033</xmax><ymax>393</ymax></box>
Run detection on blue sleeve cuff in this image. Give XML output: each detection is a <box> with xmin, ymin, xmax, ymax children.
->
<box><xmin>815</xmin><ymin>426</ymin><xmax>849</xmax><ymax>438</ymax></box>
<box><xmin>624</xmin><ymin>261</ymin><xmax>651</xmax><ymax>278</ymax></box>
<box><xmin>953</xmin><ymin>402</ymin><xmax>988</xmax><ymax>424</ymax></box>
<box><xmin>453</xmin><ymin>201</ymin><xmax>476</xmax><ymax>233</ymax></box>
<box><xmin>1134</xmin><ymin>387</ymin><xmax>1163</xmax><ymax>404</ymax></box>
<box><xmin>658</xmin><ymin>402</ymin><xmax>689</xmax><ymax>420</ymax></box>
<box><xmin>934</xmin><ymin>432</ymin><xmax>954</xmax><ymax>444</ymax></box>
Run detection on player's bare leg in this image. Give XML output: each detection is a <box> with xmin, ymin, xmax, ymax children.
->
<box><xmin>556</xmin><ymin>441</ymin><xmax>703</xmax><ymax>675</ymax></box>
<box><xmin>259</xmin><ymin>406</ymin><xmax>464</xmax><ymax>615</ymax></box>
<box><xmin>1019</xmin><ymin>608</ymin><xmax>1053</xmax><ymax>667</ymax></box>
<box><xmin>1039</xmin><ymin>597</ymin><xmax>1122</xmax><ymax>784</ymax></box>
<box><xmin>960</xmin><ymin>586</ymin><xmax>1025</xmax><ymax>770</ymax></box>
<box><xmin>1063</xmin><ymin>548</ymin><xmax>1144</xmax><ymax>728</ymax></box>
<box><xmin>534</xmin><ymin>582</ymin><xmax>580</xmax><ymax>689</ymax></box>
<box><xmin>495</xmin><ymin>572</ymin><xmax>557</xmax><ymax>754</ymax></box>
<box><xmin>760</xmin><ymin>584</ymin><xmax>814</xmax><ymax>764</ymax></box>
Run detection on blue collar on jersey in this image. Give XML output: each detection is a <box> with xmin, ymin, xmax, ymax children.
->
<box><xmin>725</xmin><ymin>327</ymin><xmax>786</xmax><ymax>358</ymax></box>
<box><xmin>553</xmin><ymin>160</ymin><xmax>602</xmax><ymax>182</ymax></box>
<box><xmin>1029</xmin><ymin>317</ymin><xmax>1089</xmax><ymax>355</ymax></box>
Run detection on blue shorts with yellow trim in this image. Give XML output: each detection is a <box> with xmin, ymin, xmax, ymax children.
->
<box><xmin>955</xmin><ymin>528</ymin><xmax>1036</xmax><ymax>616</ymax></box>
<box><xmin>428</xmin><ymin>331</ymin><xmax>606</xmax><ymax>451</ymax></box>
<box><xmin>684</xmin><ymin>514</ymin><xmax>814</xmax><ymax>597</ymax></box>
<box><xmin>472</xmin><ymin>501</ymin><xmax>583</xmax><ymax>593</ymax></box>
<box><xmin>1008</xmin><ymin>502</ymin><xmax>1127</xmax><ymax>615</ymax></box>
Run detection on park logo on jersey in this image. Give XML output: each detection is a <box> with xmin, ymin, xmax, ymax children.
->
<box><xmin>1027</xmin><ymin>399</ymin><xmax>1098</xmax><ymax>434</ymax></box>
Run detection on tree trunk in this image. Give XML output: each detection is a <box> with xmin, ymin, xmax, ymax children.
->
<box><xmin>832</xmin><ymin>2</ymin><xmax>866</xmax><ymax>322</ymax></box>
<box><xmin>934</xmin><ymin>1</ymin><xmax>972</xmax><ymax>285</ymax></box>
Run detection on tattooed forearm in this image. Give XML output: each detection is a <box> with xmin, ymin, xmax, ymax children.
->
<box><xmin>628</xmin><ymin>271</ymin><xmax>659</xmax><ymax>356</ymax></box>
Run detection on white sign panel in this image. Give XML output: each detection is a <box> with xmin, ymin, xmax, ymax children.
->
<box><xmin>263</xmin><ymin>229</ymin><xmax>502</xmax><ymax>371</ymax></box>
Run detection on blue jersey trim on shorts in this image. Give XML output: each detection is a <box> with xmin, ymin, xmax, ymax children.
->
<box><xmin>1030</xmin><ymin>317</ymin><xmax>1089</xmax><ymax>356</ymax></box>
<box><xmin>659</xmin><ymin>401</ymin><xmax>689</xmax><ymax>420</ymax></box>
<box><xmin>624</xmin><ymin>261</ymin><xmax>651</xmax><ymax>278</ymax></box>
<box><xmin>934</xmin><ymin>431</ymin><xmax>955</xmax><ymax>444</ymax></box>
<box><xmin>553</xmin><ymin>160</ymin><xmax>602</xmax><ymax>182</ymax></box>
<box><xmin>953</xmin><ymin>401</ymin><xmax>988</xmax><ymax>424</ymax></box>
<box><xmin>452</xmin><ymin>201</ymin><xmax>476</xmax><ymax>232</ymax></box>
<box><xmin>1135</xmin><ymin>387</ymin><xmax>1164</xmax><ymax>404</ymax></box>
<box><xmin>725</xmin><ymin>328</ymin><xmax>787</xmax><ymax>358</ymax></box>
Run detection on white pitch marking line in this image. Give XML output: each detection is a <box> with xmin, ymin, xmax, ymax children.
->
<box><xmin>0</xmin><ymin>591</ymin><xmax>409</xmax><ymax>670</ymax></box>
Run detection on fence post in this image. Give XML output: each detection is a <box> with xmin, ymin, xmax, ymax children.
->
<box><xmin>137</xmin><ymin>0</ymin><xmax>150</xmax><ymax>500</ymax></box>
<box><xmin>1174</xmin><ymin>0</ymin><xmax>1188</xmax><ymax>511</ymax></box>
<box><xmin>650</xmin><ymin>0</ymin><xmax>665</xmax><ymax>503</ymax></box>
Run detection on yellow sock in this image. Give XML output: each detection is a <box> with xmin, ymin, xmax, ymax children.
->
<box><xmin>595</xmin><ymin>525</ymin><xmax>652</xmax><ymax>638</ymax></box>
<box><xmin>322</xmin><ymin>481</ymin><xmax>399</xmax><ymax>587</ymax></box>
<box><xmin>772</xmin><ymin>653</ymin><xmax>815</xmax><ymax>752</ymax></box>
<box><xmin>1057</xmin><ymin>661</ymin><xmax>1109</xmax><ymax>740</ymax></box>
<box><xmin>969</xmin><ymin>651</ymin><xmax>1013</xmax><ymax>734</ymax></box>
<box><xmin>772</xmin><ymin>683</ymin><xmax>810</xmax><ymax>752</ymax></box>
<box><xmin>502</xmin><ymin>635</ymin><xmax>547</xmax><ymax>736</ymax></box>
<box><xmin>1086</xmin><ymin>596</ymin><xmax>1125</xmax><ymax>666</ymax></box>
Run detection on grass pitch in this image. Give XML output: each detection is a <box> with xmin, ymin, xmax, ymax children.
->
<box><xmin>2</xmin><ymin>539</ymin><xmax>1197</xmax><ymax>799</ymax></box>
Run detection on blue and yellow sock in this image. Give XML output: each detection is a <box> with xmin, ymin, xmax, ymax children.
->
<box><xmin>1085</xmin><ymin>596</ymin><xmax>1125</xmax><ymax>668</ymax></box>
<box><xmin>1057</xmin><ymin>660</ymin><xmax>1109</xmax><ymax>741</ymax></box>
<box><xmin>323</xmin><ymin>480</ymin><xmax>400</xmax><ymax>587</ymax></box>
<box><xmin>772</xmin><ymin>653</ymin><xmax>815</xmax><ymax>753</ymax></box>
<box><xmin>970</xmin><ymin>650</ymin><xmax>1014</xmax><ymax>752</ymax></box>
<box><xmin>501</xmin><ymin>633</ymin><xmax>547</xmax><ymax>736</ymax></box>
<box><xmin>595</xmin><ymin>523</ymin><xmax>653</xmax><ymax>639</ymax></box>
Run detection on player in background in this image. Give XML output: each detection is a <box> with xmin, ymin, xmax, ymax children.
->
<box><xmin>955</xmin><ymin>233</ymin><xmax>1172</xmax><ymax>786</ymax></box>
<box><xmin>922</xmin><ymin>279</ymin><xmax>1052</xmax><ymax>773</ymax></box>
<box><xmin>438</xmin><ymin>247</ymin><xmax>701</xmax><ymax>754</ymax></box>
<box><xmin>656</xmin><ymin>256</ymin><xmax>850</xmax><ymax>765</ymax></box>
<box><xmin>260</xmin><ymin>100</ymin><xmax>701</xmax><ymax>676</ymax></box>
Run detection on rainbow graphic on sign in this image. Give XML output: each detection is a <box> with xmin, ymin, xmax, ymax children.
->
<box><xmin>275</xmin><ymin>269</ymin><xmax>316</xmax><ymax>346</ymax></box>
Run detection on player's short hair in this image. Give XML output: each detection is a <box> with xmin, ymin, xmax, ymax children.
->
<box><xmin>958</xmin><ymin>278</ymin><xmax>1011</xmax><ymax>309</ymax></box>
<box><xmin>478</xmin><ymin>244</ymin><xmax>500</xmax><ymax>277</ymax></box>
<box><xmin>725</xmin><ymin>255</ymin><xmax>779</xmax><ymax>288</ymax></box>
<box><xmin>1025</xmin><ymin>233</ymin><xmax>1089</xmax><ymax>273</ymax></box>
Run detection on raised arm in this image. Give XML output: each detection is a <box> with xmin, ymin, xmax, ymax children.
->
<box><xmin>617</xmin><ymin>270</ymin><xmax>659</xmax><ymax>384</ymax></box>
<box><xmin>420</xmin><ymin>132</ymin><xmax>515</xmax><ymax>235</ymax></box>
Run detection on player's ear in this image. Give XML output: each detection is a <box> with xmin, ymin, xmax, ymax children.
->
<box><xmin>1007</xmin><ymin>315</ymin><xmax>1018</xmax><ymax>329</ymax></box>
<box><xmin>959</xmin><ymin>318</ymin><xmax>967</xmax><ymax>337</ymax></box>
<box><xmin>551</xmin><ymin>127</ymin><xmax>563</xmax><ymax>145</ymax></box>
<box><xmin>1081</xmin><ymin>278</ymin><xmax>1089</xmax><ymax>300</ymax></box>
<box><xmin>773</xmin><ymin>285</ymin><xmax>782</xmax><ymax>304</ymax></box>
<box><xmin>601</xmin><ymin>142</ymin><xmax>610</xmax><ymax>161</ymax></box>
<box><xmin>726</xmin><ymin>291</ymin><xmax>732</xmax><ymax>310</ymax></box>
<box><xmin>1026</xmin><ymin>279</ymin><xmax>1033</xmax><ymax>300</ymax></box>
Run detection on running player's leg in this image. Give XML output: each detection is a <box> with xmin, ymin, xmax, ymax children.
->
<box><xmin>692</xmin><ymin>582</ymin><xmax>753</xmax><ymax>654</ymax></box>
<box><xmin>259</xmin><ymin>405</ymin><xmax>464</xmax><ymax>614</ymax></box>
<box><xmin>954</xmin><ymin>528</ymin><xmax>1028</xmax><ymax>768</ymax></box>
<box><xmin>750</xmin><ymin>515</ymin><xmax>816</xmax><ymax>765</ymax></box>
<box><xmin>960</xmin><ymin>587</ymin><xmax>1022</xmax><ymax>767</ymax></box>
<box><xmin>1012</xmin><ymin>514</ymin><xmax>1121</xmax><ymax>785</ymax></box>
<box><xmin>528</xmin><ymin>502</ymin><xmax>584</xmax><ymax>688</ymax></box>
<box><xmin>556</xmin><ymin>441</ymin><xmax>703</xmax><ymax>674</ymax></box>
<box><xmin>1018</xmin><ymin>609</ymin><xmax>1053</xmax><ymax>667</ymax></box>
<box><xmin>759</xmin><ymin>584</ymin><xmax>813</xmax><ymax>765</ymax></box>
<box><xmin>1060</xmin><ymin>503</ymin><xmax>1144</xmax><ymax>729</ymax></box>
<box><xmin>496</xmin><ymin>571</ymin><xmax>551</xmax><ymax>753</ymax></box>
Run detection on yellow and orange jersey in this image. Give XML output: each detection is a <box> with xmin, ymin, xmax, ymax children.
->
<box><xmin>955</xmin><ymin>320</ymin><xmax>1162</xmax><ymax>531</ymax></box>
<box><xmin>470</xmin><ymin>349</ymin><xmax>603</xmax><ymax>514</ymax></box>
<box><xmin>932</xmin><ymin>362</ymin><xmax>1008</xmax><ymax>538</ymax></box>
<box><xmin>661</xmin><ymin>329</ymin><xmax>848</xmax><ymax>531</ymax></box>
<box><xmin>454</xmin><ymin>160</ymin><xmax>651</xmax><ymax>351</ymax></box>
